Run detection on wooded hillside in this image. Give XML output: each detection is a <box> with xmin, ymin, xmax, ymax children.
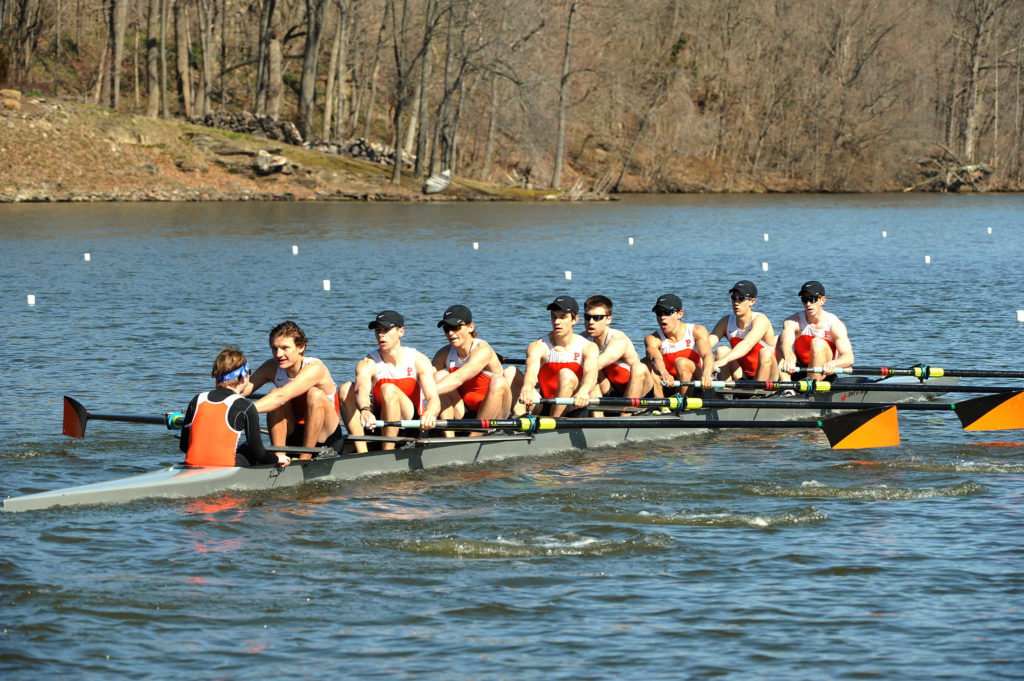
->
<box><xmin>2</xmin><ymin>0</ymin><xmax>1022</xmax><ymax>192</ymax></box>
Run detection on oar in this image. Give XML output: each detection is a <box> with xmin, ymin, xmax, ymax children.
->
<box><xmin>373</xmin><ymin>408</ymin><xmax>900</xmax><ymax>449</ymax></box>
<box><xmin>539</xmin><ymin>392</ymin><xmax>1024</xmax><ymax>431</ymax></box>
<box><xmin>63</xmin><ymin>396</ymin><xmax>183</xmax><ymax>438</ymax></box>
<box><xmin>496</xmin><ymin>354</ymin><xmax>526</xmax><ymax>365</ymax></box>
<box><xmin>668</xmin><ymin>379</ymin><xmax>1022</xmax><ymax>394</ymax></box>
<box><xmin>804</xmin><ymin>365</ymin><xmax>1024</xmax><ymax>379</ymax></box>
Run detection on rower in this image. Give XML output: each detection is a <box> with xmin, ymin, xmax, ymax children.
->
<box><xmin>583</xmin><ymin>295</ymin><xmax>653</xmax><ymax>415</ymax></box>
<box><xmin>777</xmin><ymin>280</ymin><xmax>854</xmax><ymax>380</ymax></box>
<box><xmin>644</xmin><ymin>293</ymin><xmax>714</xmax><ymax>397</ymax></box>
<box><xmin>708</xmin><ymin>280</ymin><xmax>780</xmax><ymax>381</ymax></box>
<box><xmin>245</xmin><ymin>320</ymin><xmax>343</xmax><ymax>458</ymax></box>
<box><xmin>519</xmin><ymin>295</ymin><xmax>598</xmax><ymax>417</ymax></box>
<box><xmin>339</xmin><ymin>310</ymin><xmax>440</xmax><ymax>452</ymax></box>
<box><xmin>180</xmin><ymin>346</ymin><xmax>290</xmax><ymax>467</ymax></box>
<box><xmin>431</xmin><ymin>304</ymin><xmax>517</xmax><ymax>431</ymax></box>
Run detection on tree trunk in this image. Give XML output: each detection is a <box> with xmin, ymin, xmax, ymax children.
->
<box><xmin>106</xmin><ymin>0</ymin><xmax>129</xmax><ymax>108</ymax></box>
<box><xmin>174</xmin><ymin>0</ymin><xmax>193</xmax><ymax>117</ymax></box>
<box><xmin>146</xmin><ymin>0</ymin><xmax>161</xmax><ymax>116</ymax></box>
<box><xmin>322</xmin><ymin>10</ymin><xmax>342</xmax><ymax>141</ymax></box>
<box><xmin>160</xmin><ymin>0</ymin><xmax>169</xmax><ymax>117</ymax></box>
<box><xmin>255</xmin><ymin>0</ymin><xmax>276</xmax><ymax>115</ymax></box>
<box><xmin>551</xmin><ymin>0</ymin><xmax>580</xmax><ymax>189</ymax></box>
<box><xmin>333</xmin><ymin>0</ymin><xmax>350</xmax><ymax>141</ymax></box>
<box><xmin>298</xmin><ymin>0</ymin><xmax>330</xmax><ymax>141</ymax></box>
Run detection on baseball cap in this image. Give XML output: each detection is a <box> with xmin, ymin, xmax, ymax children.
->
<box><xmin>369</xmin><ymin>310</ymin><xmax>404</xmax><ymax>329</ymax></box>
<box><xmin>798</xmin><ymin>281</ymin><xmax>826</xmax><ymax>298</ymax></box>
<box><xmin>729</xmin><ymin>280</ymin><xmax>757</xmax><ymax>298</ymax></box>
<box><xmin>652</xmin><ymin>294</ymin><xmax>682</xmax><ymax>312</ymax></box>
<box><xmin>437</xmin><ymin>304</ymin><xmax>473</xmax><ymax>327</ymax></box>
<box><xmin>546</xmin><ymin>295</ymin><xmax>579</xmax><ymax>316</ymax></box>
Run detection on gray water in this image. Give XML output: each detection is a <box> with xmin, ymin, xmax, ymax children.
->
<box><xmin>1</xmin><ymin>195</ymin><xmax>1023</xmax><ymax>679</ymax></box>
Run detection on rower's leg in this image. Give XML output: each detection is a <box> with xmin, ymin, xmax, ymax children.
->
<box><xmin>476</xmin><ymin>373</ymin><xmax>511</xmax><ymax>421</ymax></box>
<box><xmin>377</xmin><ymin>383</ymin><xmax>413</xmax><ymax>451</ymax></box>
<box><xmin>807</xmin><ymin>339</ymin><xmax>832</xmax><ymax>380</ymax></box>
<box><xmin>549</xmin><ymin>368</ymin><xmax>580</xmax><ymax>418</ymax></box>
<box><xmin>644</xmin><ymin>357</ymin><xmax>666</xmax><ymax>398</ymax></box>
<box><xmin>755</xmin><ymin>346</ymin><xmax>780</xmax><ymax>381</ymax></box>
<box><xmin>714</xmin><ymin>347</ymin><xmax>742</xmax><ymax>381</ymax></box>
<box><xmin>591</xmin><ymin>374</ymin><xmax>610</xmax><ymax>417</ymax></box>
<box><xmin>338</xmin><ymin>382</ymin><xmax>367</xmax><ymax>454</ymax></box>
<box><xmin>674</xmin><ymin>358</ymin><xmax>697</xmax><ymax>396</ymax></box>
<box><xmin>625</xmin><ymin>361</ymin><xmax>654</xmax><ymax>400</ymax></box>
<box><xmin>266</xmin><ymin>389</ymin><xmax>295</xmax><ymax>446</ymax></box>
<box><xmin>505</xmin><ymin>367</ymin><xmax>526</xmax><ymax>416</ymax></box>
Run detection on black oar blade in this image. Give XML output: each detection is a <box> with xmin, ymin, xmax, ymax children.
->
<box><xmin>63</xmin><ymin>396</ymin><xmax>89</xmax><ymax>439</ymax></box>
<box><xmin>821</xmin><ymin>406</ymin><xmax>900</xmax><ymax>449</ymax></box>
<box><xmin>956</xmin><ymin>391</ymin><xmax>1024</xmax><ymax>431</ymax></box>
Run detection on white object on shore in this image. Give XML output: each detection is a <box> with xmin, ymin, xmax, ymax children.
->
<box><xmin>83</xmin><ymin>253</ymin><xmax>90</xmax><ymax>261</ymax></box>
<box><xmin>565</xmin><ymin>271</ymin><xmax>572</xmax><ymax>280</ymax></box>
<box><xmin>423</xmin><ymin>169</ymin><xmax>451</xmax><ymax>194</ymax></box>
<box><xmin>292</xmin><ymin>245</ymin><xmax>298</xmax><ymax>255</ymax></box>
<box><xmin>27</xmin><ymin>294</ymin><xmax>35</xmax><ymax>306</ymax></box>
<box><xmin>323</xmin><ymin>279</ymin><xmax>331</xmax><ymax>291</ymax></box>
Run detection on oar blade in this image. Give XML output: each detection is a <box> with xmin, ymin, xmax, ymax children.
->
<box><xmin>957</xmin><ymin>391</ymin><xmax>1024</xmax><ymax>431</ymax></box>
<box><xmin>822</xmin><ymin>406</ymin><xmax>900</xmax><ymax>449</ymax></box>
<box><xmin>63</xmin><ymin>396</ymin><xmax>88</xmax><ymax>439</ymax></box>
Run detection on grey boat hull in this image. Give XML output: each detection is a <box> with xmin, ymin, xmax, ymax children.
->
<box><xmin>3</xmin><ymin>377</ymin><xmax>959</xmax><ymax>512</ymax></box>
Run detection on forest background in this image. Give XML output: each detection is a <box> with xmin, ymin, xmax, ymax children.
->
<box><xmin>2</xmin><ymin>0</ymin><xmax>1023</xmax><ymax>197</ymax></box>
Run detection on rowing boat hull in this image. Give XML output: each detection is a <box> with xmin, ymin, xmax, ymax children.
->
<box><xmin>3</xmin><ymin>377</ymin><xmax>958</xmax><ymax>512</ymax></box>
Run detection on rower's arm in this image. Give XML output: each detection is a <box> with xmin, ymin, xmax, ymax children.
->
<box><xmin>716</xmin><ymin>315</ymin><xmax>768</xmax><ymax>366</ymax></box>
<box><xmin>693</xmin><ymin>325</ymin><xmax>715</xmax><ymax>387</ymax></box>
<box><xmin>242</xmin><ymin>359</ymin><xmax>277</xmax><ymax>396</ymax></box>
<box><xmin>434</xmin><ymin>342</ymin><xmax>493</xmax><ymax>394</ymax></box>
<box><xmin>519</xmin><ymin>339</ymin><xmax>546</xmax><ymax>406</ymax></box>
<box><xmin>778</xmin><ymin>315</ymin><xmax>800</xmax><ymax>371</ymax></box>
<box><xmin>645</xmin><ymin>334</ymin><xmax>670</xmax><ymax>378</ymax></box>
<box><xmin>830</xmin><ymin>319</ymin><xmax>854</xmax><ymax>369</ymax></box>
<box><xmin>707</xmin><ymin>315</ymin><xmax>728</xmax><ymax>349</ymax></box>
<box><xmin>575</xmin><ymin>341</ymin><xmax>600</xmax><ymax>404</ymax></box>
<box><xmin>251</xmin><ymin>360</ymin><xmax>326</xmax><ymax>414</ymax></box>
<box><xmin>415</xmin><ymin>352</ymin><xmax>441</xmax><ymax>428</ymax></box>
<box><xmin>594</xmin><ymin>334</ymin><xmax>627</xmax><ymax>371</ymax></box>
<box><xmin>178</xmin><ymin>394</ymin><xmax>200</xmax><ymax>455</ymax></box>
<box><xmin>352</xmin><ymin>357</ymin><xmax>377</xmax><ymax>429</ymax></box>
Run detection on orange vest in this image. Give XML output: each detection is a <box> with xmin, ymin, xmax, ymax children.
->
<box><xmin>185</xmin><ymin>393</ymin><xmax>243</xmax><ymax>467</ymax></box>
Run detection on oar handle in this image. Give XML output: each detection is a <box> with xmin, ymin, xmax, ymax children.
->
<box><xmin>496</xmin><ymin>354</ymin><xmax>526</xmax><ymax>365</ymax></box>
<box><xmin>803</xmin><ymin>365</ymin><xmax>1024</xmax><ymax>379</ymax></box>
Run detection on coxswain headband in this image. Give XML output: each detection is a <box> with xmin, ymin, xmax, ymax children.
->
<box><xmin>219</xmin><ymin>362</ymin><xmax>250</xmax><ymax>383</ymax></box>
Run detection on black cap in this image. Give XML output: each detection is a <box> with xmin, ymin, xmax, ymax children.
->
<box><xmin>437</xmin><ymin>304</ymin><xmax>473</xmax><ymax>328</ymax></box>
<box><xmin>652</xmin><ymin>294</ymin><xmax>682</xmax><ymax>312</ymax></box>
<box><xmin>798</xmin><ymin>281</ymin><xmax>826</xmax><ymax>298</ymax></box>
<box><xmin>729</xmin><ymin>280</ymin><xmax>757</xmax><ymax>298</ymax></box>
<box><xmin>369</xmin><ymin>310</ymin><xmax>404</xmax><ymax>329</ymax></box>
<box><xmin>546</xmin><ymin>295</ymin><xmax>579</xmax><ymax>316</ymax></box>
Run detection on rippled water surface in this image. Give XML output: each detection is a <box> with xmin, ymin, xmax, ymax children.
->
<box><xmin>2</xmin><ymin>195</ymin><xmax>1023</xmax><ymax>679</ymax></box>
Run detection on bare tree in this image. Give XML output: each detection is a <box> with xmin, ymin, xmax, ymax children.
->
<box><xmin>550</xmin><ymin>0</ymin><xmax>579</xmax><ymax>189</ymax></box>
<box><xmin>298</xmin><ymin>0</ymin><xmax>329</xmax><ymax>140</ymax></box>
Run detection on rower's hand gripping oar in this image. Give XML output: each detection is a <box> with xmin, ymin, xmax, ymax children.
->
<box><xmin>539</xmin><ymin>392</ymin><xmax>1024</xmax><ymax>431</ymax></box>
<box><xmin>63</xmin><ymin>396</ymin><xmax>184</xmax><ymax>439</ymax></box>
<box><xmin>373</xmin><ymin>408</ymin><xmax>900</xmax><ymax>449</ymax></box>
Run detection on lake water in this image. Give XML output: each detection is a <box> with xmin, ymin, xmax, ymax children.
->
<box><xmin>1</xmin><ymin>195</ymin><xmax>1023</xmax><ymax>679</ymax></box>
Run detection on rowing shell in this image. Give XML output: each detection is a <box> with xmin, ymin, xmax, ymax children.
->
<box><xmin>3</xmin><ymin>376</ymin><xmax>959</xmax><ymax>512</ymax></box>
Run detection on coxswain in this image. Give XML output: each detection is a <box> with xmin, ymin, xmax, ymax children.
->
<box><xmin>519</xmin><ymin>295</ymin><xmax>598</xmax><ymax>417</ymax></box>
<box><xmin>180</xmin><ymin>346</ymin><xmax>290</xmax><ymax>467</ymax></box>
<box><xmin>777</xmin><ymin>280</ymin><xmax>854</xmax><ymax>380</ymax></box>
<box><xmin>644</xmin><ymin>293</ymin><xmax>714</xmax><ymax>397</ymax></box>
<box><xmin>245</xmin><ymin>320</ymin><xmax>343</xmax><ymax>458</ymax></box>
<box><xmin>431</xmin><ymin>305</ymin><xmax>516</xmax><ymax>431</ymax></box>
<box><xmin>583</xmin><ymin>295</ymin><xmax>653</xmax><ymax>415</ymax></box>
<box><xmin>708</xmin><ymin>280</ymin><xmax>780</xmax><ymax>381</ymax></box>
<box><xmin>339</xmin><ymin>310</ymin><xmax>440</xmax><ymax>452</ymax></box>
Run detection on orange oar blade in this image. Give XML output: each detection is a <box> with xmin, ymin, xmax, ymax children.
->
<box><xmin>957</xmin><ymin>391</ymin><xmax>1024</xmax><ymax>431</ymax></box>
<box><xmin>822</xmin><ymin>406</ymin><xmax>900</xmax><ymax>449</ymax></box>
<box><xmin>63</xmin><ymin>396</ymin><xmax>89</xmax><ymax>439</ymax></box>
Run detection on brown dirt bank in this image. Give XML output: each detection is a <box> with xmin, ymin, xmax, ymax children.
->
<box><xmin>0</xmin><ymin>95</ymin><xmax>578</xmax><ymax>203</ymax></box>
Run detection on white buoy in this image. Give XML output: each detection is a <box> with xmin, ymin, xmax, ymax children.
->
<box><xmin>628</xmin><ymin>237</ymin><xmax>634</xmax><ymax>245</ymax></box>
<box><xmin>761</xmin><ymin>262</ymin><xmax>769</xmax><ymax>271</ymax></box>
<box><xmin>763</xmin><ymin>233</ymin><xmax>769</xmax><ymax>241</ymax></box>
<box><xmin>473</xmin><ymin>242</ymin><xmax>479</xmax><ymax>250</ymax></box>
<box><xmin>292</xmin><ymin>245</ymin><xmax>298</xmax><ymax>255</ymax></box>
<box><xmin>882</xmin><ymin>231</ymin><xmax>887</xmax><ymax>238</ymax></box>
<box><xmin>27</xmin><ymin>294</ymin><xmax>35</xmax><ymax>306</ymax></box>
<box><xmin>322</xmin><ymin>279</ymin><xmax>331</xmax><ymax>291</ymax></box>
<box><xmin>83</xmin><ymin>252</ymin><xmax>91</xmax><ymax>261</ymax></box>
<box><xmin>1017</xmin><ymin>310</ymin><xmax>1024</xmax><ymax>323</ymax></box>
<box><xmin>924</xmin><ymin>255</ymin><xmax>931</xmax><ymax>264</ymax></box>
<box><xmin>987</xmin><ymin>227</ymin><xmax>992</xmax><ymax>234</ymax></box>
<box><xmin>565</xmin><ymin>271</ymin><xmax>572</xmax><ymax>280</ymax></box>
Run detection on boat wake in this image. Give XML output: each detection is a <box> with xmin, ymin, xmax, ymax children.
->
<box><xmin>744</xmin><ymin>480</ymin><xmax>985</xmax><ymax>500</ymax></box>
<box><xmin>385</xmin><ymin>530</ymin><xmax>674</xmax><ymax>559</ymax></box>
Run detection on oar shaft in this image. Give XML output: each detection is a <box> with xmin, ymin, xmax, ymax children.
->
<box><xmin>88</xmin><ymin>413</ymin><xmax>167</xmax><ymax>425</ymax></box>
<box><xmin>671</xmin><ymin>379</ymin><xmax>1019</xmax><ymax>393</ymax></box>
<box><xmin>807</xmin><ymin>366</ymin><xmax>1024</xmax><ymax>379</ymax></box>
<box><xmin>376</xmin><ymin>417</ymin><xmax>830</xmax><ymax>431</ymax></box>
<box><xmin>539</xmin><ymin>396</ymin><xmax>960</xmax><ymax>412</ymax></box>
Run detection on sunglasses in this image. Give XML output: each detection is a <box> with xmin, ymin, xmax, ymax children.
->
<box><xmin>441</xmin><ymin>322</ymin><xmax>465</xmax><ymax>332</ymax></box>
<box><xmin>654</xmin><ymin>308</ymin><xmax>678</xmax><ymax>316</ymax></box>
<box><xmin>800</xmin><ymin>294</ymin><xmax>821</xmax><ymax>304</ymax></box>
<box><xmin>584</xmin><ymin>313</ymin><xmax>608</xmax><ymax>322</ymax></box>
<box><xmin>730</xmin><ymin>293</ymin><xmax>750</xmax><ymax>303</ymax></box>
